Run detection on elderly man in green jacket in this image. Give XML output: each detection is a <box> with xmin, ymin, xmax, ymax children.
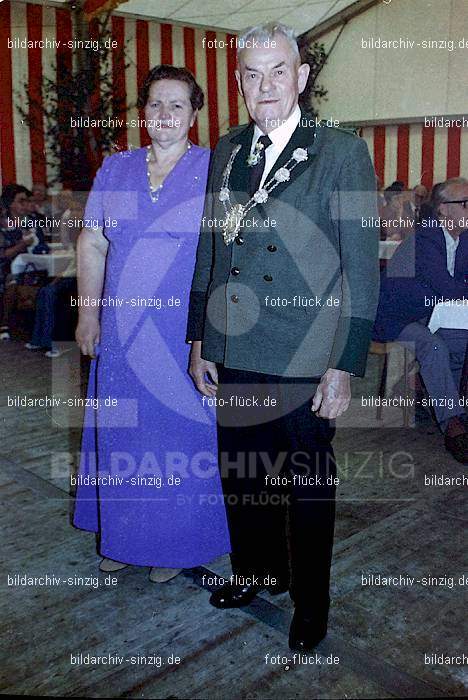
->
<box><xmin>187</xmin><ymin>22</ymin><xmax>380</xmax><ymax>651</ymax></box>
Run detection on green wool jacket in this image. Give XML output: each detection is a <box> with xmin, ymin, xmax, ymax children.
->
<box><xmin>187</xmin><ymin>113</ymin><xmax>380</xmax><ymax>378</ymax></box>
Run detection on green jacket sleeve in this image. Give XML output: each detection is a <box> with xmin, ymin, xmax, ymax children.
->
<box><xmin>328</xmin><ymin>137</ymin><xmax>380</xmax><ymax>376</ymax></box>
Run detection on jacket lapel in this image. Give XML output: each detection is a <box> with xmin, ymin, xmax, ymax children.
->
<box><xmin>222</xmin><ymin>111</ymin><xmax>319</xmax><ymax>228</ymax></box>
<box><xmin>262</xmin><ymin>111</ymin><xmax>318</xmax><ymax>203</ymax></box>
<box><xmin>432</xmin><ymin>224</ymin><xmax>468</xmax><ymax>278</ymax></box>
<box><xmin>454</xmin><ymin>229</ymin><xmax>468</xmax><ymax>277</ymax></box>
<box><xmin>228</xmin><ymin>121</ymin><xmax>255</xmax><ymax>207</ymax></box>
<box><xmin>226</xmin><ymin>111</ymin><xmax>319</xmax><ymax>203</ymax></box>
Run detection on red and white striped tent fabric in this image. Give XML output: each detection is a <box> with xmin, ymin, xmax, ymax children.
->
<box><xmin>360</xmin><ymin>123</ymin><xmax>468</xmax><ymax>190</ymax></box>
<box><xmin>0</xmin><ymin>0</ymin><xmax>249</xmax><ymax>188</ymax></box>
<box><xmin>0</xmin><ymin>0</ymin><xmax>466</xmax><ymax>190</ymax></box>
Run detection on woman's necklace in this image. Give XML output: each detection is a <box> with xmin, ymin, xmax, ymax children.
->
<box><xmin>146</xmin><ymin>142</ymin><xmax>192</xmax><ymax>203</ymax></box>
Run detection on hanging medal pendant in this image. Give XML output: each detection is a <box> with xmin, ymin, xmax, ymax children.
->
<box><xmin>222</xmin><ymin>203</ymin><xmax>245</xmax><ymax>245</ymax></box>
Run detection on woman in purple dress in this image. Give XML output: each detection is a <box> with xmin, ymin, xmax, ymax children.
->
<box><xmin>73</xmin><ymin>66</ymin><xmax>230</xmax><ymax>582</ymax></box>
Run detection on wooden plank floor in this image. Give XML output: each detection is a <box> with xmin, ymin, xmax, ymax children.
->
<box><xmin>0</xmin><ymin>338</ymin><xmax>466</xmax><ymax>698</ymax></box>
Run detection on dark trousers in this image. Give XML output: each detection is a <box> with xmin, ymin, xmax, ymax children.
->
<box><xmin>397</xmin><ymin>323</ymin><xmax>468</xmax><ymax>429</ymax></box>
<box><xmin>216</xmin><ymin>365</ymin><xmax>337</xmax><ymax>612</ymax></box>
<box><xmin>31</xmin><ymin>277</ymin><xmax>76</xmax><ymax>349</ymax></box>
<box><xmin>0</xmin><ymin>276</ymin><xmax>18</xmax><ymax>328</ymax></box>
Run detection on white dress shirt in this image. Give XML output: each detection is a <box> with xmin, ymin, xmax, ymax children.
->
<box><xmin>442</xmin><ymin>226</ymin><xmax>459</xmax><ymax>276</ymax></box>
<box><xmin>250</xmin><ymin>105</ymin><xmax>301</xmax><ymax>189</ymax></box>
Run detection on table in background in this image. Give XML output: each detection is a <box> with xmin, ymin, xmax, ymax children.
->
<box><xmin>11</xmin><ymin>251</ymin><xmax>74</xmax><ymax>277</ymax></box>
<box><xmin>429</xmin><ymin>301</ymin><xmax>468</xmax><ymax>397</ymax></box>
<box><xmin>379</xmin><ymin>240</ymin><xmax>401</xmax><ymax>260</ymax></box>
<box><xmin>428</xmin><ymin>301</ymin><xmax>468</xmax><ymax>334</ymax></box>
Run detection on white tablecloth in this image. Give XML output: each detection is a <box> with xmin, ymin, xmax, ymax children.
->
<box><xmin>379</xmin><ymin>240</ymin><xmax>401</xmax><ymax>259</ymax></box>
<box><xmin>428</xmin><ymin>302</ymin><xmax>468</xmax><ymax>333</ymax></box>
<box><xmin>11</xmin><ymin>252</ymin><xmax>74</xmax><ymax>277</ymax></box>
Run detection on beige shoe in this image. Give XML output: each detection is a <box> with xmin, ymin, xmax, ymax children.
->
<box><xmin>149</xmin><ymin>567</ymin><xmax>182</xmax><ymax>583</ymax></box>
<box><xmin>99</xmin><ymin>558</ymin><xmax>128</xmax><ymax>572</ymax></box>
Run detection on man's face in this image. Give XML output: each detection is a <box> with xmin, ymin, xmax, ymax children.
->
<box><xmin>413</xmin><ymin>185</ymin><xmax>427</xmax><ymax>206</ymax></box>
<box><xmin>235</xmin><ymin>34</ymin><xmax>309</xmax><ymax>133</ymax></box>
<box><xmin>439</xmin><ymin>182</ymin><xmax>468</xmax><ymax>235</ymax></box>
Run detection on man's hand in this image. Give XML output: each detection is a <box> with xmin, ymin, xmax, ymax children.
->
<box><xmin>189</xmin><ymin>340</ymin><xmax>218</xmax><ymax>397</ymax></box>
<box><xmin>312</xmin><ymin>368</ymin><xmax>351</xmax><ymax>419</ymax></box>
<box><xmin>76</xmin><ymin>315</ymin><xmax>100</xmax><ymax>357</ymax></box>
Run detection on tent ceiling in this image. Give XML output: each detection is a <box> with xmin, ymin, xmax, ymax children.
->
<box><xmin>105</xmin><ymin>0</ymin><xmax>358</xmax><ymax>34</ymax></box>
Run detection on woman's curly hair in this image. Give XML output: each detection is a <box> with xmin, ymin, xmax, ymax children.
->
<box><xmin>137</xmin><ymin>65</ymin><xmax>204</xmax><ymax>111</ymax></box>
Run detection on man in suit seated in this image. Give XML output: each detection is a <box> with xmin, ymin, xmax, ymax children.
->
<box><xmin>374</xmin><ymin>177</ymin><xmax>468</xmax><ymax>463</ymax></box>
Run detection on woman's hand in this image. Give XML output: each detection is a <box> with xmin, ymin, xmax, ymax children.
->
<box><xmin>76</xmin><ymin>315</ymin><xmax>100</xmax><ymax>357</ymax></box>
<box><xmin>189</xmin><ymin>341</ymin><xmax>218</xmax><ymax>396</ymax></box>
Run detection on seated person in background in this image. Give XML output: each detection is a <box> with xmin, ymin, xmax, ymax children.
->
<box><xmin>0</xmin><ymin>202</ymin><xmax>36</xmax><ymax>340</ymax></box>
<box><xmin>24</xmin><ymin>187</ymin><xmax>49</xmax><ymax>253</ymax></box>
<box><xmin>427</xmin><ymin>181</ymin><xmax>445</xmax><ymax>217</ymax></box>
<box><xmin>25</xmin><ymin>209</ymin><xmax>80</xmax><ymax>357</ymax></box>
<box><xmin>47</xmin><ymin>189</ymin><xmax>76</xmax><ymax>244</ymax></box>
<box><xmin>376</xmin><ymin>176</ymin><xmax>386</xmax><ymax>213</ymax></box>
<box><xmin>417</xmin><ymin>182</ymin><xmax>450</xmax><ymax>227</ymax></box>
<box><xmin>54</xmin><ymin>189</ymin><xmax>74</xmax><ymax>219</ymax></box>
<box><xmin>399</xmin><ymin>183</ymin><xmax>430</xmax><ymax>234</ymax></box>
<box><xmin>413</xmin><ymin>183</ymin><xmax>429</xmax><ymax>224</ymax></box>
<box><xmin>1</xmin><ymin>184</ymin><xmax>49</xmax><ymax>254</ymax></box>
<box><xmin>380</xmin><ymin>183</ymin><xmax>409</xmax><ymax>241</ymax></box>
<box><xmin>58</xmin><ymin>194</ymin><xmax>85</xmax><ymax>250</ymax></box>
<box><xmin>373</xmin><ymin>177</ymin><xmax>468</xmax><ymax>463</ymax></box>
<box><xmin>1</xmin><ymin>184</ymin><xmax>28</xmax><ymax>229</ymax></box>
<box><xmin>31</xmin><ymin>183</ymin><xmax>53</xmax><ymax>230</ymax></box>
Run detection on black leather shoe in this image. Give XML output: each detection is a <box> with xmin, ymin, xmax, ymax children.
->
<box><xmin>288</xmin><ymin>610</ymin><xmax>328</xmax><ymax>651</ymax></box>
<box><xmin>209</xmin><ymin>582</ymin><xmax>262</xmax><ymax>608</ymax></box>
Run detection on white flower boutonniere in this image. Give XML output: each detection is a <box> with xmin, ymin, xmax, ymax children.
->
<box><xmin>292</xmin><ymin>147</ymin><xmax>308</xmax><ymax>162</ymax></box>
<box><xmin>218</xmin><ymin>187</ymin><xmax>230</xmax><ymax>202</ymax></box>
<box><xmin>253</xmin><ymin>188</ymin><xmax>269</xmax><ymax>203</ymax></box>
<box><xmin>246</xmin><ymin>141</ymin><xmax>265</xmax><ymax>167</ymax></box>
<box><xmin>274</xmin><ymin>167</ymin><xmax>291</xmax><ymax>183</ymax></box>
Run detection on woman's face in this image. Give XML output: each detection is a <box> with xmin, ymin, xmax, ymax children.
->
<box><xmin>144</xmin><ymin>79</ymin><xmax>196</xmax><ymax>146</ymax></box>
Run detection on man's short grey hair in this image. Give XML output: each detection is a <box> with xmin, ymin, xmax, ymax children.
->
<box><xmin>237</xmin><ymin>22</ymin><xmax>300</xmax><ymax>63</ymax></box>
<box><xmin>432</xmin><ymin>177</ymin><xmax>468</xmax><ymax>213</ymax></box>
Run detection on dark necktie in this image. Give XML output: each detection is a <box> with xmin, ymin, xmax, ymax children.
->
<box><xmin>249</xmin><ymin>134</ymin><xmax>272</xmax><ymax>196</ymax></box>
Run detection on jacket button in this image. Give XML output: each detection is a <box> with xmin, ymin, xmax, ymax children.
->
<box><xmin>231</xmin><ymin>294</ymin><xmax>239</xmax><ymax>303</ymax></box>
<box><xmin>267</xmin><ymin>245</ymin><xmax>277</xmax><ymax>252</ymax></box>
<box><xmin>231</xmin><ymin>267</ymin><xmax>240</xmax><ymax>276</ymax></box>
<box><xmin>263</xmin><ymin>274</ymin><xmax>273</xmax><ymax>282</ymax></box>
<box><xmin>235</xmin><ymin>236</ymin><xmax>244</xmax><ymax>245</ymax></box>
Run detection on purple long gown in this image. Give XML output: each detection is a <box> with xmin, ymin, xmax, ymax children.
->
<box><xmin>73</xmin><ymin>145</ymin><xmax>231</xmax><ymax>567</ymax></box>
